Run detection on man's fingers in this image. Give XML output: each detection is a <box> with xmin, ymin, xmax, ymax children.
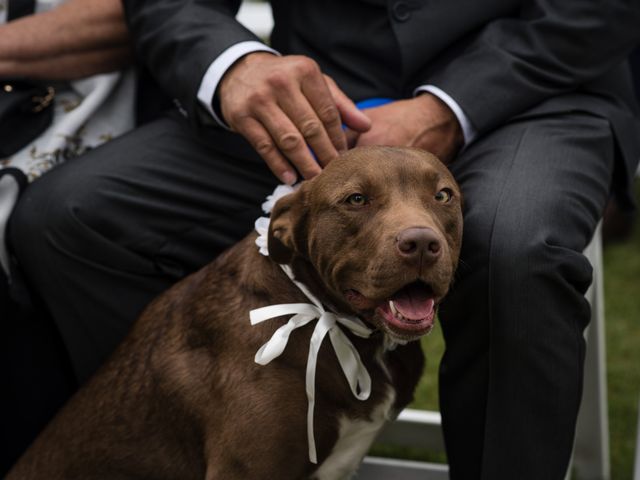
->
<box><xmin>278</xmin><ymin>92</ymin><xmax>341</xmax><ymax>168</ymax></box>
<box><xmin>254</xmin><ymin>105</ymin><xmax>323</xmax><ymax>180</ymax></box>
<box><xmin>237</xmin><ymin>117</ymin><xmax>299</xmax><ymax>185</ymax></box>
<box><xmin>299</xmin><ymin>73</ymin><xmax>347</xmax><ymax>165</ymax></box>
<box><xmin>323</xmin><ymin>75</ymin><xmax>371</xmax><ymax>134</ymax></box>
<box><xmin>268</xmin><ymin>56</ymin><xmax>346</xmax><ymax>167</ymax></box>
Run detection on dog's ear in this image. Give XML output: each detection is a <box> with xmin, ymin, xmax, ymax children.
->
<box><xmin>268</xmin><ymin>186</ymin><xmax>309</xmax><ymax>265</ymax></box>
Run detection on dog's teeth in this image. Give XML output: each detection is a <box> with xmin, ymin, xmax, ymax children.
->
<box><xmin>389</xmin><ymin>301</ymin><xmax>405</xmax><ymax>320</ymax></box>
<box><xmin>389</xmin><ymin>300</ymin><xmax>399</xmax><ymax>317</ymax></box>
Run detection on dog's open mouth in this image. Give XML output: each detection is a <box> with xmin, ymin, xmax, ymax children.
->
<box><xmin>345</xmin><ymin>281</ymin><xmax>437</xmax><ymax>336</ymax></box>
<box><xmin>377</xmin><ymin>281</ymin><xmax>436</xmax><ymax>335</ymax></box>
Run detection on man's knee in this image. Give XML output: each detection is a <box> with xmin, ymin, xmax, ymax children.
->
<box><xmin>10</xmin><ymin>167</ymin><xmax>107</xmax><ymax>270</ymax></box>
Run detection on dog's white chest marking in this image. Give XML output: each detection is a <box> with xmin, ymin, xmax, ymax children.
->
<box><xmin>311</xmin><ymin>386</ymin><xmax>396</xmax><ymax>480</ymax></box>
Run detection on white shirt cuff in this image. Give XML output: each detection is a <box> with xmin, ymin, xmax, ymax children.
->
<box><xmin>197</xmin><ymin>41</ymin><xmax>279</xmax><ymax>127</ymax></box>
<box><xmin>415</xmin><ymin>85</ymin><xmax>477</xmax><ymax>145</ymax></box>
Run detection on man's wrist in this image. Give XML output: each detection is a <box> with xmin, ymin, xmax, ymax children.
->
<box><xmin>416</xmin><ymin>93</ymin><xmax>464</xmax><ymax>150</ymax></box>
<box><xmin>415</xmin><ymin>85</ymin><xmax>476</xmax><ymax>145</ymax></box>
<box><xmin>196</xmin><ymin>41</ymin><xmax>279</xmax><ymax>127</ymax></box>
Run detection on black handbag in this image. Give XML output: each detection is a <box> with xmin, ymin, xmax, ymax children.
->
<box><xmin>0</xmin><ymin>79</ymin><xmax>55</xmax><ymax>157</ymax></box>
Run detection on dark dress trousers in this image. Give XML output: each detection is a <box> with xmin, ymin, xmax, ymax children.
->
<box><xmin>8</xmin><ymin>1</ymin><xmax>640</xmax><ymax>479</ymax></box>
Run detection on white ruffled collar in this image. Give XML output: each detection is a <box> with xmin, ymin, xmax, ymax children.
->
<box><xmin>254</xmin><ymin>183</ymin><xmax>298</xmax><ymax>256</ymax></box>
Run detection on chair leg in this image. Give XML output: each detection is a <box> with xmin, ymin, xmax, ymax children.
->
<box><xmin>572</xmin><ymin>226</ymin><xmax>611</xmax><ymax>480</ymax></box>
<box><xmin>633</xmin><ymin>397</ymin><xmax>640</xmax><ymax>480</ymax></box>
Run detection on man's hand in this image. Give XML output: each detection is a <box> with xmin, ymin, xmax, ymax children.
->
<box><xmin>219</xmin><ymin>53</ymin><xmax>371</xmax><ymax>184</ymax></box>
<box><xmin>349</xmin><ymin>93</ymin><xmax>464</xmax><ymax>164</ymax></box>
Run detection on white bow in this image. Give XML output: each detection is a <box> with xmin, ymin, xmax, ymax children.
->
<box><xmin>250</xmin><ymin>264</ymin><xmax>373</xmax><ymax>464</ymax></box>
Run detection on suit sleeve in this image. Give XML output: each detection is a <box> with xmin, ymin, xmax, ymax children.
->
<box><xmin>425</xmin><ymin>0</ymin><xmax>640</xmax><ymax>135</ymax></box>
<box><xmin>122</xmin><ymin>0</ymin><xmax>263</xmax><ymax>120</ymax></box>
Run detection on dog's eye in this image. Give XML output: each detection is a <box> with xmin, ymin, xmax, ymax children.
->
<box><xmin>435</xmin><ymin>189</ymin><xmax>453</xmax><ymax>203</ymax></box>
<box><xmin>346</xmin><ymin>193</ymin><xmax>368</xmax><ymax>206</ymax></box>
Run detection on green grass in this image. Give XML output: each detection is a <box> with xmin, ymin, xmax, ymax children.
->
<box><xmin>602</xmin><ymin>181</ymin><xmax>640</xmax><ymax>480</ymax></box>
<box><xmin>377</xmin><ymin>180</ymin><xmax>640</xmax><ymax>479</ymax></box>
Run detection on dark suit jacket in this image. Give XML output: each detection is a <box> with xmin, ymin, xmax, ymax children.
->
<box><xmin>123</xmin><ymin>0</ymin><xmax>640</xmax><ymax>207</ymax></box>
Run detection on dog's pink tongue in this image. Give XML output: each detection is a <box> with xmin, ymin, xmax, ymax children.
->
<box><xmin>392</xmin><ymin>284</ymin><xmax>435</xmax><ymax>320</ymax></box>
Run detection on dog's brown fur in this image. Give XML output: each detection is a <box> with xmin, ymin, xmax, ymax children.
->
<box><xmin>8</xmin><ymin>146</ymin><xmax>462</xmax><ymax>480</ymax></box>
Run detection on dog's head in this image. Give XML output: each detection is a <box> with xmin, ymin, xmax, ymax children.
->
<box><xmin>267</xmin><ymin>146</ymin><xmax>462</xmax><ymax>342</ymax></box>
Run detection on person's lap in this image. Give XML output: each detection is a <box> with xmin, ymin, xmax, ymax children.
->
<box><xmin>9</xmin><ymin>111</ymin><xmax>279</xmax><ymax>383</ymax></box>
<box><xmin>440</xmin><ymin>111</ymin><xmax>614</xmax><ymax>479</ymax></box>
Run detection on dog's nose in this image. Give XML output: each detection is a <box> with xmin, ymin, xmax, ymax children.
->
<box><xmin>396</xmin><ymin>227</ymin><xmax>442</xmax><ymax>263</ymax></box>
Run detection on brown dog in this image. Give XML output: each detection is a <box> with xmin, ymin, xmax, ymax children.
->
<box><xmin>8</xmin><ymin>146</ymin><xmax>462</xmax><ymax>480</ymax></box>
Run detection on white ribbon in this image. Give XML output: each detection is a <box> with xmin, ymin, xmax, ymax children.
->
<box><xmin>250</xmin><ymin>264</ymin><xmax>373</xmax><ymax>464</ymax></box>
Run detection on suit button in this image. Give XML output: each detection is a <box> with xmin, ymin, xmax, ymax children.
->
<box><xmin>392</xmin><ymin>1</ymin><xmax>411</xmax><ymax>22</ymax></box>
